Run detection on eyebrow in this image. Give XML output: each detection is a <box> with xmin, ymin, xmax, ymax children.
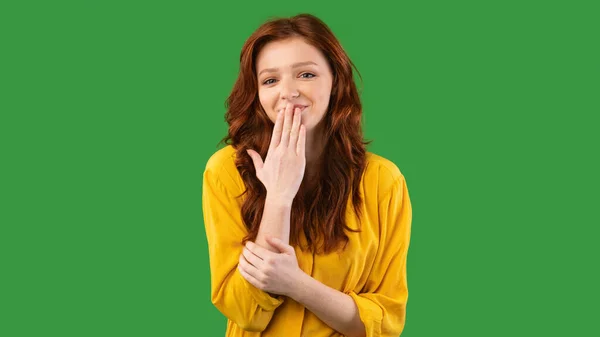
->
<box><xmin>258</xmin><ymin>61</ymin><xmax>318</xmax><ymax>76</ymax></box>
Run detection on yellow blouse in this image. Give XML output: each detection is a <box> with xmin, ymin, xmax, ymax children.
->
<box><xmin>202</xmin><ymin>145</ymin><xmax>412</xmax><ymax>337</ymax></box>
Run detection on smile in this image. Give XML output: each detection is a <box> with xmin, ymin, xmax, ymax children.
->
<box><xmin>293</xmin><ymin>105</ymin><xmax>308</xmax><ymax>112</ymax></box>
<box><xmin>276</xmin><ymin>105</ymin><xmax>309</xmax><ymax>114</ymax></box>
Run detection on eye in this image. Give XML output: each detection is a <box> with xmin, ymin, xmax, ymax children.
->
<box><xmin>300</xmin><ymin>73</ymin><xmax>316</xmax><ymax>78</ymax></box>
<box><xmin>262</xmin><ymin>78</ymin><xmax>276</xmax><ymax>85</ymax></box>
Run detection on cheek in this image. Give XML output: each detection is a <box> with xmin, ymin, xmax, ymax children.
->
<box><xmin>312</xmin><ymin>83</ymin><xmax>331</xmax><ymax>106</ymax></box>
<box><xmin>258</xmin><ymin>92</ymin><xmax>277</xmax><ymax>121</ymax></box>
<box><xmin>315</xmin><ymin>90</ymin><xmax>331</xmax><ymax>111</ymax></box>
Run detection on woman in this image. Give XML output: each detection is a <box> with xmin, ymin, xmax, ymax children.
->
<box><xmin>202</xmin><ymin>13</ymin><xmax>412</xmax><ymax>337</ymax></box>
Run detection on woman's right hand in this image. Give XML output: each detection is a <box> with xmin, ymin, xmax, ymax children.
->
<box><xmin>246</xmin><ymin>102</ymin><xmax>306</xmax><ymax>205</ymax></box>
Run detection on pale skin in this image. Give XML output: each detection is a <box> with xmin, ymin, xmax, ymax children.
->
<box><xmin>238</xmin><ymin>236</ymin><xmax>367</xmax><ymax>337</ymax></box>
<box><xmin>255</xmin><ymin>37</ymin><xmax>331</xmax><ymax>178</ymax></box>
<box><xmin>242</xmin><ymin>38</ymin><xmax>367</xmax><ymax>337</ymax></box>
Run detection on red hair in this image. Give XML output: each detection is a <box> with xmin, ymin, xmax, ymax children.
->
<box><xmin>219</xmin><ymin>13</ymin><xmax>372</xmax><ymax>254</ymax></box>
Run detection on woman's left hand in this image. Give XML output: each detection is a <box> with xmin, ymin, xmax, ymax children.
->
<box><xmin>238</xmin><ymin>236</ymin><xmax>303</xmax><ymax>297</ymax></box>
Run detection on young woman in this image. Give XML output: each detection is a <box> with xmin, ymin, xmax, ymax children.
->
<box><xmin>202</xmin><ymin>13</ymin><xmax>413</xmax><ymax>337</ymax></box>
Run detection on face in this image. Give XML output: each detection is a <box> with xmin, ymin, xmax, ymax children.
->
<box><xmin>255</xmin><ymin>37</ymin><xmax>333</xmax><ymax>131</ymax></box>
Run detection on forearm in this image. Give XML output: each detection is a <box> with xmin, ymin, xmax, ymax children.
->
<box><xmin>254</xmin><ymin>194</ymin><xmax>292</xmax><ymax>252</ymax></box>
<box><xmin>212</xmin><ymin>268</ymin><xmax>282</xmax><ymax>332</ymax></box>
<box><xmin>290</xmin><ymin>272</ymin><xmax>366</xmax><ymax>337</ymax></box>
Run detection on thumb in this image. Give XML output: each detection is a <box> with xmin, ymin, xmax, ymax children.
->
<box><xmin>246</xmin><ymin>149</ymin><xmax>264</xmax><ymax>171</ymax></box>
<box><xmin>266</xmin><ymin>236</ymin><xmax>293</xmax><ymax>254</ymax></box>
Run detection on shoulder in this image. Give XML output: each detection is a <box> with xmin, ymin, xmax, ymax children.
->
<box><xmin>205</xmin><ymin>144</ymin><xmax>236</xmax><ymax>172</ymax></box>
<box><xmin>364</xmin><ymin>151</ymin><xmax>406</xmax><ymax>199</ymax></box>
<box><xmin>203</xmin><ymin>145</ymin><xmax>244</xmax><ymax>194</ymax></box>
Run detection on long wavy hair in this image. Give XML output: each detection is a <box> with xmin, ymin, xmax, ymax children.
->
<box><xmin>218</xmin><ymin>13</ymin><xmax>372</xmax><ymax>254</ymax></box>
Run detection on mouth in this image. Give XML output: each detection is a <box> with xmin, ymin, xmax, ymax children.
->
<box><xmin>278</xmin><ymin>105</ymin><xmax>309</xmax><ymax>113</ymax></box>
<box><xmin>293</xmin><ymin>105</ymin><xmax>308</xmax><ymax>112</ymax></box>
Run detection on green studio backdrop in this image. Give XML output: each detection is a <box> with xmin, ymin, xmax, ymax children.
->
<box><xmin>1</xmin><ymin>0</ymin><xmax>598</xmax><ymax>336</ymax></box>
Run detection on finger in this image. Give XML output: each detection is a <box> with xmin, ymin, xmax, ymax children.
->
<box><xmin>297</xmin><ymin>124</ymin><xmax>306</xmax><ymax>157</ymax></box>
<box><xmin>246</xmin><ymin>149</ymin><xmax>264</xmax><ymax>171</ymax></box>
<box><xmin>238</xmin><ymin>263</ymin><xmax>263</xmax><ymax>290</ymax></box>
<box><xmin>279</xmin><ymin>103</ymin><xmax>294</xmax><ymax>147</ymax></box>
<box><xmin>246</xmin><ymin>241</ymin><xmax>273</xmax><ymax>259</ymax></box>
<box><xmin>267</xmin><ymin>236</ymin><xmax>294</xmax><ymax>254</ymax></box>
<box><xmin>238</xmin><ymin>253</ymin><xmax>261</xmax><ymax>276</ymax></box>
<box><xmin>269</xmin><ymin>110</ymin><xmax>284</xmax><ymax>151</ymax></box>
<box><xmin>288</xmin><ymin>107</ymin><xmax>301</xmax><ymax>149</ymax></box>
<box><xmin>242</xmin><ymin>247</ymin><xmax>264</xmax><ymax>269</ymax></box>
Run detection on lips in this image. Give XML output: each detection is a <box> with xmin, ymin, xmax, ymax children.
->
<box><xmin>293</xmin><ymin>105</ymin><xmax>308</xmax><ymax>112</ymax></box>
<box><xmin>277</xmin><ymin>105</ymin><xmax>308</xmax><ymax>113</ymax></box>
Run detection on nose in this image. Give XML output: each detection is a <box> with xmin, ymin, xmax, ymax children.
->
<box><xmin>279</xmin><ymin>77</ymin><xmax>299</xmax><ymax>100</ymax></box>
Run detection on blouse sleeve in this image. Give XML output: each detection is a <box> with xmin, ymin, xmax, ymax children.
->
<box><xmin>202</xmin><ymin>165</ymin><xmax>284</xmax><ymax>332</ymax></box>
<box><xmin>347</xmin><ymin>175</ymin><xmax>413</xmax><ymax>337</ymax></box>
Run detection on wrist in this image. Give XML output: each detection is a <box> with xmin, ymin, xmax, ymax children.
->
<box><xmin>265</xmin><ymin>193</ymin><xmax>293</xmax><ymax>208</ymax></box>
<box><xmin>288</xmin><ymin>269</ymin><xmax>311</xmax><ymax>301</ymax></box>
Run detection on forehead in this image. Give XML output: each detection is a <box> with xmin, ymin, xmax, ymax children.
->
<box><xmin>256</xmin><ymin>37</ymin><xmax>327</xmax><ymax>71</ymax></box>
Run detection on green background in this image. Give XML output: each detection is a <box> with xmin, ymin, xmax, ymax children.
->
<box><xmin>1</xmin><ymin>0</ymin><xmax>598</xmax><ymax>336</ymax></box>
